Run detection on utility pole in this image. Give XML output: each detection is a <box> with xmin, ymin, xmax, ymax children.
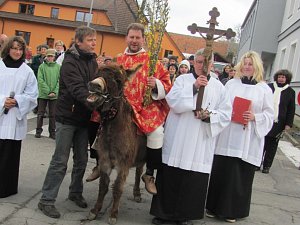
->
<box><xmin>87</xmin><ymin>0</ymin><xmax>94</xmax><ymax>27</ymax></box>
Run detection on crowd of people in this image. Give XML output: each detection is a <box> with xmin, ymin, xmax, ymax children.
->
<box><xmin>0</xmin><ymin>21</ymin><xmax>296</xmax><ymax>225</ymax></box>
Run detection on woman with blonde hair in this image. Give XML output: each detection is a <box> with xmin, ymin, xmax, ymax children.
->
<box><xmin>206</xmin><ymin>51</ymin><xmax>274</xmax><ymax>223</ymax></box>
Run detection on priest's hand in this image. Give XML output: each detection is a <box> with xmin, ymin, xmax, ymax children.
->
<box><xmin>195</xmin><ymin>109</ymin><xmax>210</xmax><ymax>122</ymax></box>
<box><xmin>147</xmin><ymin>76</ymin><xmax>157</xmax><ymax>89</ymax></box>
<box><xmin>194</xmin><ymin>75</ymin><xmax>208</xmax><ymax>89</ymax></box>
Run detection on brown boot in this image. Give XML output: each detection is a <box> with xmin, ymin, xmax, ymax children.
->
<box><xmin>86</xmin><ymin>166</ymin><xmax>100</xmax><ymax>182</ymax></box>
<box><xmin>142</xmin><ymin>174</ymin><xmax>157</xmax><ymax>195</ymax></box>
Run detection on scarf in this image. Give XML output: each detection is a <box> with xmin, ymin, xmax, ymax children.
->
<box><xmin>75</xmin><ymin>44</ymin><xmax>96</xmax><ymax>60</ymax></box>
<box><xmin>241</xmin><ymin>76</ymin><xmax>257</xmax><ymax>85</ymax></box>
<box><xmin>3</xmin><ymin>55</ymin><xmax>24</xmax><ymax>68</ymax></box>
<box><xmin>273</xmin><ymin>82</ymin><xmax>289</xmax><ymax>122</ymax></box>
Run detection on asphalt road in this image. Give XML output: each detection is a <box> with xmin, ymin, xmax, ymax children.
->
<box><xmin>0</xmin><ymin>115</ymin><xmax>300</xmax><ymax>225</ymax></box>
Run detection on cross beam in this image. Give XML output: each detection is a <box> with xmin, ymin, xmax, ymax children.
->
<box><xmin>188</xmin><ymin>7</ymin><xmax>236</xmax><ymax>113</ymax></box>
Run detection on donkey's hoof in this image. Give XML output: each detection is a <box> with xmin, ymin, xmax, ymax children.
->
<box><xmin>108</xmin><ymin>217</ymin><xmax>117</xmax><ymax>225</ymax></box>
<box><xmin>134</xmin><ymin>195</ymin><xmax>142</xmax><ymax>203</ymax></box>
<box><xmin>87</xmin><ymin>211</ymin><xmax>97</xmax><ymax>220</ymax></box>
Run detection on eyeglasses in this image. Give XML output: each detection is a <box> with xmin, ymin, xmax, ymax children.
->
<box><xmin>11</xmin><ymin>47</ymin><xmax>23</xmax><ymax>51</ymax></box>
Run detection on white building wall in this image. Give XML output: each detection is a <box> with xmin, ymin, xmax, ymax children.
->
<box><xmin>273</xmin><ymin>0</ymin><xmax>300</xmax><ymax>114</ymax></box>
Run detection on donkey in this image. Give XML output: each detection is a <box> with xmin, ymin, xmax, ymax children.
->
<box><xmin>86</xmin><ymin>64</ymin><xmax>146</xmax><ymax>224</ymax></box>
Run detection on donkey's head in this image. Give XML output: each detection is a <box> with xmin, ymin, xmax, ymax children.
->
<box><xmin>87</xmin><ymin>63</ymin><xmax>142</xmax><ymax>110</ymax></box>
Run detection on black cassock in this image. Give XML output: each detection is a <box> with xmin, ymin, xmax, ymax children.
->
<box><xmin>150</xmin><ymin>163</ymin><xmax>209</xmax><ymax>221</ymax></box>
<box><xmin>0</xmin><ymin>139</ymin><xmax>21</xmax><ymax>198</ymax></box>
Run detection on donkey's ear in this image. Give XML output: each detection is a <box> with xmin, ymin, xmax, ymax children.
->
<box><xmin>125</xmin><ymin>64</ymin><xmax>143</xmax><ymax>80</ymax></box>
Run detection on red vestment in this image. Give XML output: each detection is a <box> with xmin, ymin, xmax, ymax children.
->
<box><xmin>117</xmin><ymin>52</ymin><xmax>171</xmax><ymax>133</ymax></box>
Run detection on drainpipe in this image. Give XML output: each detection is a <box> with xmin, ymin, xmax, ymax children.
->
<box><xmin>114</xmin><ymin>0</ymin><xmax>118</xmax><ymax>32</ymax></box>
<box><xmin>87</xmin><ymin>0</ymin><xmax>94</xmax><ymax>27</ymax></box>
<box><xmin>249</xmin><ymin>0</ymin><xmax>259</xmax><ymax>50</ymax></box>
<box><xmin>1</xmin><ymin>18</ymin><xmax>5</xmax><ymax>33</ymax></box>
<box><xmin>99</xmin><ymin>33</ymin><xmax>104</xmax><ymax>56</ymax></box>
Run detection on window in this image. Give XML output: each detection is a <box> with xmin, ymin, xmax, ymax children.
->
<box><xmin>75</xmin><ymin>11</ymin><xmax>93</xmax><ymax>23</ymax></box>
<box><xmin>51</xmin><ymin>8</ymin><xmax>59</xmax><ymax>19</ymax></box>
<box><xmin>15</xmin><ymin>30</ymin><xmax>31</xmax><ymax>45</ymax></box>
<box><xmin>164</xmin><ymin>50</ymin><xmax>173</xmax><ymax>58</ymax></box>
<box><xmin>47</xmin><ymin>38</ymin><xmax>54</xmax><ymax>48</ymax></box>
<box><xmin>19</xmin><ymin>4</ymin><xmax>35</xmax><ymax>15</ymax></box>
<box><xmin>288</xmin><ymin>0</ymin><xmax>295</xmax><ymax>17</ymax></box>
<box><xmin>279</xmin><ymin>48</ymin><xmax>286</xmax><ymax>68</ymax></box>
<box><xmin>288</xmin><ymin>42</ymin><xmax>297</xmax><ymax>70</ymax></box>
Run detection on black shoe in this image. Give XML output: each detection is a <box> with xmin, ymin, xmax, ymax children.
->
<box><xmin>262</xmin><ymin>167</ymin><xmax>270</xmax><ymax>174</ymax></box>
<box><xmin>68</xmin><ymin>194</ymin><xmax>87</xmax><ymax>208</ymax></box>
<box><xmin>177</xmin><ymin>220</ymin><xmax>193</xmax><ymax>225</ymax></box>
<box><xmin>152</xmin><ymin>217</ymin><xmax>175</xmax><ymax>225</ymax></box>
<box><xmin>206</xmin><ymin>209</ymin><xmax>216</xmax><ymax>218</ymax></box>
<box><xmin>38</xmin><ymin>202</ymin><xmax>61</xmax><ymax>218</ymax></box>
<box><xmin>33</xmin><ymin>108</ymin><xmax>38</xmax><ymax>114</ymax></box>
<box><xmin>49</xmin><ymin>134</ymin><xmax>56</xmax><ymax>140</ymax></box>
<box><xmin>35</xmin><ymin>133</ymin><xmax>41</xmax><ymax>138</ymax></box>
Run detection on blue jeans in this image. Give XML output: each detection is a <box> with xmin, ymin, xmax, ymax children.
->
<box><xmin>40</xmin><ymin>122</ymin><xmax>88</xmax><ymax>205</ymax></box>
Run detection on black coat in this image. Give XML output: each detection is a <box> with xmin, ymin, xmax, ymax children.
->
<box><xmin>267</xmin><ymin>83</ymin><xmax>295</xmax><ymax>137</ymax></box>
<box><xmin>55</xmin><ymin>44</ymin><xmax>98</xmax><ymax>127</ymax></box>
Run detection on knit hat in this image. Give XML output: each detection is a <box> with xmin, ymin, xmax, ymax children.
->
<box><xmin>179</xmin><ymin>60</ymin><xmax>190</xmax><ymax>71</ymax></box>
<box><xmin>46</xmin><ymin>48</ymin><xmax>56</xmax><ymax>56</ymax></box>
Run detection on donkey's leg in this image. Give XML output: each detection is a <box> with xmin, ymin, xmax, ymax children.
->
<box><xmin>108</xmin><ymin>168</ymin><xmax>130</xmax><ymax>225</ymax></box>
<box><xmin>133</xmin><ymin>164</ymin><xmax>144</xmax><ymax>202</ymax></box>
<box><xmin>88</xmin><ymin>167</ymin><xmax>111</xmax><ymax>220</ymax></box>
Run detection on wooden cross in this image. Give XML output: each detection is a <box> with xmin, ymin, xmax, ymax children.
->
<box><xmin>187</xmin><ymin>7</ymin><xmax>236</xmax><ymax>116</ymax></box>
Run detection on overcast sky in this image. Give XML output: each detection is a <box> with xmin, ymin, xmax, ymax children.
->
<box><xmin>166</xmin><ymin>0</ymin><xmax>254</xmax><ymax>35</ymax></box>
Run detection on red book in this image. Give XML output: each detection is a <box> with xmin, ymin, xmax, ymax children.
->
<box><xmin>231</xmin><ymin>96</ymin><xmax>252</xmax><ymax>125</ymax></box>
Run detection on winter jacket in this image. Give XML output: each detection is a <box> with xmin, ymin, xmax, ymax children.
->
<box><xmin>31</xmin><ymin>54</ymin><xmax>45</xmax><ymax>76</ymax></box>
<box><xmin>37</xmin><ymin>61</ymin><xmax>60</xmax><ymax>99</ymax></box>
<box><xmin>55</xmin><ymin>44</ymin><xmax>98</xmax><ymax>127</ymax></box>
<box><xmin>267</xmin><ymin>83</ymin><xmax>295</xmax><ymax>137</ymax></box>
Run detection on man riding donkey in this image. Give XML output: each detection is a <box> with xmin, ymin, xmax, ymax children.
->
<box><xmin>116</xmin><ymin>22</ymin><xmax>171</xmax><ymax>195</ymax></box>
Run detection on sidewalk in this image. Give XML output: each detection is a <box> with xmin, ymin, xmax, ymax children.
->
<box><xmin>0</xmin><ymin>117</ymin><xmax>300</xmax><ymax>225</ymax></box>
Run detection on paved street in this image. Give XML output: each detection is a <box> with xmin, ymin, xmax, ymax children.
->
<box><xmin>0</xmin><ymin>114</ymin><xmax>300</xmax><ymax>225</ymax></box>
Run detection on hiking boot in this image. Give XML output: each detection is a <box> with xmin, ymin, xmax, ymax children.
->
<box><xmin>68</xmin><ymin>194</ymin><xmax>87</xmax><ymax>208</ymax></box>
<box><xmin>38</xmin><ymin>202</ymin><xmax>61</xmax><ymax>218</ymax></box>
<box><xmin>142</xmin><ymin>174</ymin><xmax>157</xmax><ymax>195</ymax></box>
<box><xmin>35</xmin><ymin>133</ymin><xmax>41</xmax><ymax>138</ymax></box>
<box><xmin>86</xmin><ymin>166</ymin><xmax>100</xmax><ymax>182</ymax></box>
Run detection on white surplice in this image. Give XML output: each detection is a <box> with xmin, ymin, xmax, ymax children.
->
<box><xmin>215</xmin><ymin>78</ymin><xmax>274</xmax><ymax>166</ymax></box>
<box><xmin>0</xmin><ymin>61</ymin><xmax>38</xmax><ymax>140</ymax></box>
<box><xmin>162</xmin><ymin>73</ymin><xmax>232</xmax><ymax>173</ymax></box>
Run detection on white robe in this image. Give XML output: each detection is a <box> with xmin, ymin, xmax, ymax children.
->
<box><xmin>0</xmin><ymin>61</ymin><xmax>38</xmax><ymax>140</ymax></box>
<box><xmin>215</xmin><ymin>78</ymin><xmax>274</xmax><ymax>166</ymax></box>
<box><xmin>162</xmin><ymin>73</ymin><xmax>232</xmax><ymax>174</ymax></box>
